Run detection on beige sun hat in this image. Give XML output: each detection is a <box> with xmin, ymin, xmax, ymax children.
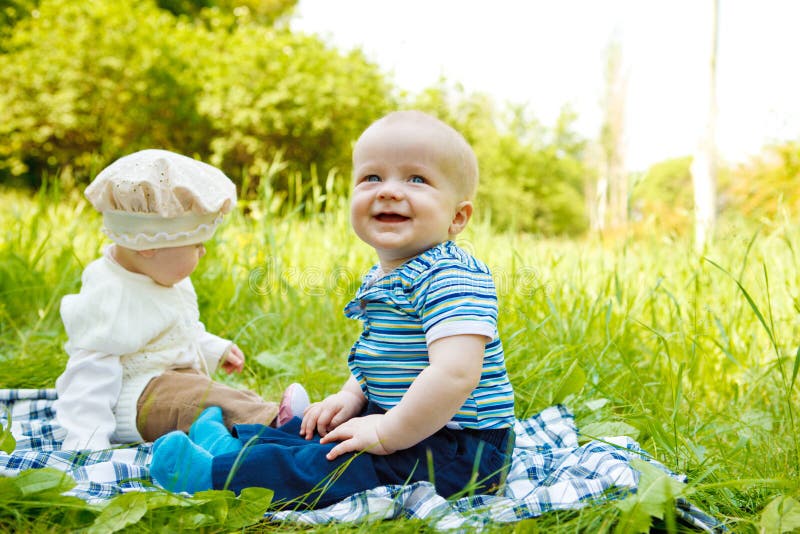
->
<box><xmin>85</xmin><ymin>149</ymin><xmax>237</xmax><ymax>250</ymax></box>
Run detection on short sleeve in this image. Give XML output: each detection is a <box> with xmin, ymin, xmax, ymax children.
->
<box><xmin>409</xmin><ymin>261</ymin><xmax>499</xmax><ymax>346</ymax></box>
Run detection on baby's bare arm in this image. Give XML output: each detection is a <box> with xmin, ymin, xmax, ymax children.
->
<box><xmin>321</xmin><ymin>334</ymin><xmax>485</xmax><ymax>459</ymax></box>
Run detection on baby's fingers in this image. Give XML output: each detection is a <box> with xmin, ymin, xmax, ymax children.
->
<box><xmin>315</xmin><ymin>407</ymin><xmax>339</xmax><ymax>437</ymax></box>
<box><xmin>300</xmin><ymin>404</ymin><xmax>322</xmax><ymax>438</ymax></box>
<box><xmin>328</xmin><ymin>410</ymin><xmax>350</xmax><ymax>430</ymax></box>
<box><xmin>324</xmin><ymin>435</ymin><xmax>359</xmax><ymax>461</ymax></box>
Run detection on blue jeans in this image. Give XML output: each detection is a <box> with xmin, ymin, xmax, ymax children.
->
<box><xmin>211</xmin><ymin>402</ymin><xmax>514</xmax><ymax>509</ymax></box>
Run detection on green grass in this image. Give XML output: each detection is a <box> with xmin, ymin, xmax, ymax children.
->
<box><xmin>1</xmin><ymin>181</ymin><xmax>799</xmax><ymax>532</ymax></box>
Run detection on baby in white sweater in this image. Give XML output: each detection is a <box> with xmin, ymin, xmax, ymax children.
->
<box><xmin>55</xmin><ymin>149</ymin><xmax>307</xmax><ymax>450</ymax></box>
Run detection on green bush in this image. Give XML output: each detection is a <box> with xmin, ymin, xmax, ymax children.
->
<box><xmin>0</xmin><ymin>0</ymin><xmax>212</xmax><ymax>183</ymax></box>
<box><xmin>0</xmin><ymin>0</ymin><xmax>595</xmax><ymax>236</ymax></box>
<box><xmin>412</xmin><ymin>84</ymin><xmax>588</xmax><ymax>235</ymax></box>
<box><xmin>630</xmin><ymin>141</ymin><xmax>800</xmax><ymax>236</ymax></box>
<box><xmin>725</xmin><ymin>141</ymin><xmax>800</xmax><ymax>221</ymax></box>
<box><xmin>631</xmin><ymin>156</ymin><xmax>693</xmax><ymax>233</ymax></box>
<box><xmin>155</xmin><ymin>0</ymin><xmax>296</xmax><ymax>24</ymax></box>
<box><xmin>197</xmin><ymin>22</ymin><xmax>394</xmax><ymax>183</ymax></box>
<box><xmin>0</xmin><ymin>0</ymin><xmax>392</xmax><ymax>191</ymax></box>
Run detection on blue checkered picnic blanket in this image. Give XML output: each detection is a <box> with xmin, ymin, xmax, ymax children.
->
<box><xmin>0</xmin><ymin>389</ymin><xmax>721</xmax><ymax>530</ymax></box>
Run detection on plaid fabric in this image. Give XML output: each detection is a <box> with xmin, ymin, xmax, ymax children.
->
<box><xmin>0</xmin><ymin>389</ymin><xmax>722</xmax><ymax>530</ymax></box>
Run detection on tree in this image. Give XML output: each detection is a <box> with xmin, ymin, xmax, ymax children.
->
<box><xmin>155</xmin><ymin>0</ymin><xmax>297</xmax><ymax>25</ymax></box>
<box><xmin>592</xmin><ymin>37</ymin><xmax>628</xmax><ymax>234</ymax></box>
<box><xmin>725</xmin><ymin>142</ymin><xmax>800</xmax><ymax>221</ymax></box>
<box><xmin>412</xmin><ymin>83</ymin><xmax>588</xmax><ymax>235</ymax></box>
<box><xmin>691</xmin><ymin>0</ymin><xmax>720</xmax><ymax>252</ymax></box>
<box><xmin>0</xmin><ymin>0</ymin><xmax>392</xmax><ymax>191</ymax></box>
<box><xmin>0</xmin><ymin>0</ymin><xmax>211</xmax><ymax>183</ymax></box>
<box><xmin>632</xmin><ymin>156</ymin><xmax>693</xmax><ymax>233</ymax></box>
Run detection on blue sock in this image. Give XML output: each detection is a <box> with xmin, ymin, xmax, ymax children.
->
<box><xmin>188</xmin><ymin>406</ymin><xmax>243</xmax><ymax>456</ymax></box>
<box><xmin>151</xmin><ymin>431</ymin><xmax>213</xmax><ymax>494</ymax></box>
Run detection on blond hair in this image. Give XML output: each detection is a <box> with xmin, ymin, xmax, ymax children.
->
<box><xmin>356</xmin><ymin>110</ymin><xmax>479</xmax><ymax>200</ymax></box>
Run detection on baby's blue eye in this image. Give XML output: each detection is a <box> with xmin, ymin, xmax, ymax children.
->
<box><xmin>364</xmin><ymin>175</ymin><xmax>381</xmax><ymax>183</ymax></box>
<box><xmin>409</xmin><ymin>175</ymin><xmax>425</xmax><ymax>184</ymax></box>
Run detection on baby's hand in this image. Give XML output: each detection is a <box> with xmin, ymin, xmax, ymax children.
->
<box><xmin>300</xmin><ymin>390</ymin><xmax>364</xmax><ymax>439</ymax></box>
<box><xmin>220</xmin><ymin>344</ymin><xmax>245</xmax><ymax>374</ymax></box>
<box><xmin>320</xmin><ymin>414</ymin><xmax>394</xmax><ymax>460</ymax></box>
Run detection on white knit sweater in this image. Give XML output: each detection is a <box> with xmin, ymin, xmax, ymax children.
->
<box><xmin>54</xmin><ymin>247</ymin><xmax>231</xmax><ymax>450</ymax></box>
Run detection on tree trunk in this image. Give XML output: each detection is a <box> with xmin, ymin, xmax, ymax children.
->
<box><xmin>596</xmin><ymin>38</ymin><xmax>627</xmax><ymax>234</ymax></box>
<box><xmin>692</xmin><ymin>0</ymin><xmax>719</xmax><ymax>252</ymax></box>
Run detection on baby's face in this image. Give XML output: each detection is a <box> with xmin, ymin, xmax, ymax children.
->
<box><xmin>145</xmin><ymin>243</ymin><xmax>206</xmax><ymax>286</ymax></box>
<box><xmin>350</xmin><ymin>119</ymin><xmax>469</xmax><ymax>271</ymax></box>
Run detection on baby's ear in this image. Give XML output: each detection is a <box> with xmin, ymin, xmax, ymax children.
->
<box><xmin>449</xmin><ymin>201</ymin><xmax>473</xmax><ymax>236</ymax></box>
<box><xmin>137</xmin><ymin>249</ymin><xmax>157</xmax><ymax>258</ymax></box>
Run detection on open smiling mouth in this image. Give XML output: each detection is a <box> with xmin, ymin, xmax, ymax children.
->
<box><xmin>374</xmin><ymin>213</ymin><xmax>410</xmax><ymax>223</ymax></box>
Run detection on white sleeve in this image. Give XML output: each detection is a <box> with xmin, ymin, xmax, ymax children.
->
<box><xmin>54</xmin><ymin>349</ymin><xmax>123</xmax><ymax>450</ymax></box>
<box><xmin>179</xmin><ymin>278</ymin><xmax>231</xmax><ymax>374</ymax></box>
<box><xmin>426</xmin><ymin>320</ymin><xmax>496</xmax><ymax>346</ymax></box>
<box><xmin>197</xmin><ymin>329</ymin><xmax>232</xmax><ymax>374</ymax></box>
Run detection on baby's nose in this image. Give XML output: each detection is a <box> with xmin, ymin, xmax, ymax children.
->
<box><xmin>377</xmin><ymin>180</ymin><xmax>403</xmax><ymax>199</ymax></box>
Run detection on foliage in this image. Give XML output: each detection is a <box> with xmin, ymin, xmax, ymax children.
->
<box><xmin>197</xmin><ymin>24</ymin><xmax>394</xmax><ymax>185</ymax></box>
<box><xmin>0</xmin><ymin>0</ymin><xmax>34</xmax><ymax>45</ymax></box>
<box><xmin>0</xmin><ymin>0</ymin><xmax>392</xmax><ymax>195</ymax></box>
<box><xmin>3</xmin><ymin>1</ymin><xmax>800</xmax><ymax>239</ymax></box>
<box><xmin>411</xmin><ymin>83</ymin><xmax>589</xmax><ymax>235</ymax></box>
<box><xmin>156</xmin><ymin>0</ymin><xmax>297</xmax><ymax>25</ymax></box>
<box><xmin>631</xmin><ymin>156</ymin><xmax>693</xmax><ymax>234</ymax></box>
<box><xmin>0</xmin><ymin>0</ymin><xmax>597</xmax><ymax>236</ymax></box>
<box><xmin>0</xmin><ymin>0</ymin><xmax>214</xmax><ymax>183</ymax></box>
<box><xmin>0</xmin><ymin>408</ymin><xmax>13</xmax><ymax>454</ymax></box>
<box><xmin>0</xmin><ymin>467</ymin><xmax>274</xmax><ymax>532</ymax></box>
<box><xmin>635</xmin><ymin>141</ymin><xmax>800</xmax><ymax>238</ymax></box>
<box><xmin>724</xmin><ymin>141</ymin><xmax>800</xmax><ymax>222</ymax></box>
<box><xmin>2</xmin><ymin>183</ymin><xmax>800</xmax><ymax>531</ymax></box>
<box><xmin>759</xmin><ymin>495</ymin><xmax>800</xmax><ymax>534</ymax></box>
<box><xmin>613</xmin><ymin>460</ymin><xmax>686</xmax><ymax>533</ymax></box>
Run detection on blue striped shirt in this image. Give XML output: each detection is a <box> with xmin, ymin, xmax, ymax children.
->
<box><xmin>345</xmin><ymin>241</ymin><xmax>515</xmax><ymax>430</ymax></box>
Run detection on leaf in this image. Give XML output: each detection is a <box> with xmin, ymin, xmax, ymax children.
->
<box><xmin>225</xmin><ymin>487</ymin><xmax>274</xmax><ymax>529</ymax></box>
<box><xmin>0</xmin><ymin>408</ymin><xmax>15</xmax><ymax>454</ymax></box>
<box><xmin>14</xmin><ymin>468</ymin><xmax>76</xmax><ymax>496</ymax></box>
<box><xmin>194</xmin><ymin>492</ymin><xmax>230</xmax><ymax>524</ymax></box>
<box><xmin>613</xmin><ymin>501</ymin><xmax>654</xmax><ymax>534</ymax></box>
<box><xmin>138</xmin><ymin>491</ymin><xmax>191</xmax><ymax>509</ymax></box>
<box><xmin>0</xmin><ymin>476</ymin><xmax>22</xmax><ymax>501</ymax></box>
<box><xmin>552</xmin><ymin>360</ymin><xmax>586</xmax><ymax>404</ymax></box>
<box><xmin>167</xmin><ymin>511</ymin><xmax>217</xmax><ymax>530</ymax></box>
<box><xmin>584</xmin><ymin>398</ymin><xmax>609</xmax><ymax>411</ymax></box>
<box><xmin>0</xmin><ymin>428</ymin><xmax>14</xmax><ymax>455</ymax></box>
<box><xmin>759</xmin><ymin>495</ymin><xmax>800</xmax><ymax>534</ymax></box>
<box><xmin>0</xmin><ymin>432</ymin><xmax>14</xmax><ymax>454</ymax></box>
<box><xmin>88</xmin><ymin>492</ymin><xmax>149</xmax><ymax>534</ymax></box>
<box><xmin>190</xmin><ymin>488</ymin><xmax>236</xmax><ymax>504</ymax></box>
<box><xmin>614</xmin><ymin>459</ymin><xmax>685</xmax><ymax>533</ymax></box>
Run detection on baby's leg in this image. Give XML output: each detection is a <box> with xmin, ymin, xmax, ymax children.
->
<box><xmin>137</xmin><ymin>369</ymin><xmax>279</xmax><ymax>441</ymax></box>
<box><xmin>151</xmin><ymin>431</ymin><xmax>213</xmax><ymax>494</ymax></box>
<box><xmin>211</xmin><ymin>437</ymin><xmax>383</xmax><ymax>509</ymax></box>
<box><xmin>189</xmin><ymin>406</ymin><xmax>243</xmax><ymax>455</ymax></box>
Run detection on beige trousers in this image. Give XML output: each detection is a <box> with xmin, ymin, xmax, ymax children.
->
<box><xmin>135</xmin><ymin>368</ymin><xmax>278</xmax><ymax>442</ymax></box>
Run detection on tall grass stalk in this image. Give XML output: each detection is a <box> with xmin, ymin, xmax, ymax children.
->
<box><xmin>1</xmin><ymin>181</ymin><xmax>799</xmax><ymax>531</ymax></box>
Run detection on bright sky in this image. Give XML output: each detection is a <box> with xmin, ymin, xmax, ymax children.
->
<box><xmin>291</xmin><ymin>0</ymin><xmax>800</xmax><ymax>170</ymax></box>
